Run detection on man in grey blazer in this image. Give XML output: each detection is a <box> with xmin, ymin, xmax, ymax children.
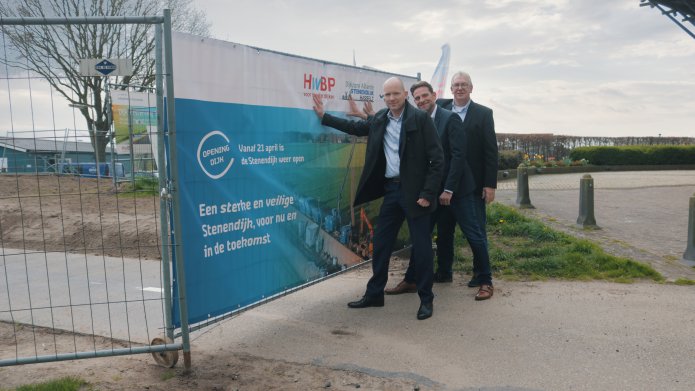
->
<box><xmin>312</xmin><ymin>77</ymin><xmax>444</xmax><ymax>319</ymax></box>
<box><xmin>436</xmin><ymin>71</ymin><xmax>497</xmax><ymax>300</ymax></box>
<box><xmin>384</xmin><ymin>80</ymin><xmax>493</xmax><ymax>301</ymax></box>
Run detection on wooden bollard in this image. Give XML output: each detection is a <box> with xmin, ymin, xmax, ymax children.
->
<box><xmin>577</xmin><ymin>174</ymin><xmax>599</xmax><ymax>229</ymax></box>
<box><xmin>684</xmin><ymin>192</ymin><xmax>695</xmax><ymax>261</ymax></box>
<box><xmin>515</xmin><ymin>165</ymin><xmax>534</xmax><ymax>209</ymax></box>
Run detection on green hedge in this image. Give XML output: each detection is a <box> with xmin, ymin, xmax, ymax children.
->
<box><xmin>569</xmin><ymin>145</ymin><xmax>695</xmax><ymax>165</ymax></box>
<box><xmin>498</xmin><ymin>150</ymin><xmax>524</xmax><ymax>170</ymax></box>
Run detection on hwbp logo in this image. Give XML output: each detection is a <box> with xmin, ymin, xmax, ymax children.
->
<box><xmin>303</xmin><ymin>73</ymin><xmax>335</xmax><ymax>92</ymax></box>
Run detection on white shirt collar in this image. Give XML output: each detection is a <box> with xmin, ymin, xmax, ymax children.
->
<box><xmin>387</xmin><ymin>108</ymin><xmax>404</xmax><ymax>122</ymax></box>
<box><xmin>452</xmin><ymin>100</ymin><xmax>471</xmax><ymax>113</ymax></box>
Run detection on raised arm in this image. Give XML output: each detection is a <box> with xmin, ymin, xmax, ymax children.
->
<box><xmin>314</xmin><ymin>94</ymin><xmax>372</xmax><ymax>137</ymax></box>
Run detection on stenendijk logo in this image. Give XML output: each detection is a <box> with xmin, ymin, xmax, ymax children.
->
<box><xmin>197</xmin><ymin>130</ymin><xmax>234</xmax><ymax>180</ymax></box>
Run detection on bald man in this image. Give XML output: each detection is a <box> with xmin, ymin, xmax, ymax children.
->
<box><xmin>313</xmin><ymin>77</ymin><xmax>444</xmax><ymax>320</ymax></box>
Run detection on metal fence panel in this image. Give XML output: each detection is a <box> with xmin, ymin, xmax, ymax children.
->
<box><xmin>0</xmin><ymin>12</ymin><xmax>183</xmax><ymax>368</ymax></box>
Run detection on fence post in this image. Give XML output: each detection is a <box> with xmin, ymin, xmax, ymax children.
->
<box><xmin>577</xmin><ymin>174</ymin><xmax>599</xmax><ymax>229</ymax></box>
<box><xmin>515</xmin><ymin>165</ymin><xmax>534</xmax><ymax>209</ymax></box>
<box><xmin>684</xmin><ymin>192</ymin><xmax>695</xmax><ymax>261</ymax></box>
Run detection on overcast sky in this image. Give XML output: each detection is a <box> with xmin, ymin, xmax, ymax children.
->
<box><xmin>1</xmin><ymin>0</ymin><xmax>692</xmax><ymax>140</ymax></box>
<box><xmin>193</xmin><ymin>0</ymin><xmax>695</xmax><ymax>138</ymax></box>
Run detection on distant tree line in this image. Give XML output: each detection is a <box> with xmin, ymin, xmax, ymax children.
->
<box><xmin>569</xmin><ymin>145</ymin><xmax>695</xmax><ymax>166</ymax></box>
<box><xmin>496</xmin><ymin>133</ymin><xmax>695</xmax><ymax>161</ymax></box>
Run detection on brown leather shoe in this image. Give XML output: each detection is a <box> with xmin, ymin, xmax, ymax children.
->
<box><xmin>384</xmin><ymin>280</ymin><xmax>417</xmax><ymax>295</ymax></box>
<box><xmin>475</xmin><ymin>284</ymin><xmax>494</xmax><ymax>301</ymax></box>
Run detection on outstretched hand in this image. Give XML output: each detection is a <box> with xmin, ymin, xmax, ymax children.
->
<box><xmin>346</xmin><ymin>95</ymin><xmax>376</xmax><ymax>120</ymax></box>
<box><xmin>312</xmin><ymin>94</ymin><xmax>325</xmax><ymax>119</ymax></box>
<box><xmin>362</xmin><ymin>100</ymin><xmax>375</xmax><ymax>117</ymax></box>
<box><xmin>346</xmin><ymin>95</ymin><xmax>367</xmax><ymax>119</ymax></box>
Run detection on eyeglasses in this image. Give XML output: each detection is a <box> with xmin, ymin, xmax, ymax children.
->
<box><xmin>451</xmin><ymin>82</ymin><xmax>470</xmax><ymax>89</ymax></box>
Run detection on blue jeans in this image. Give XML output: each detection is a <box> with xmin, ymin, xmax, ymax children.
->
<box><xmin>404</xmin><ymin>192</ymin><xmax>492</xmax><ymax>286</ymax></box>
<box><xmin>470</xmin><ymin>193</ymin><xmax>489</xmax><ymax>280</ymax></box>
<box><xmin>366</xmin><ymin>181</ymin><xmax>434</xmax><ymax>303</ymax></box>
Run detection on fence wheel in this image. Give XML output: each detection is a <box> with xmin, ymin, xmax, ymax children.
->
<box><xmin>150</xmin><ymin>337</ymin><xmax>179</xmax><ymax>368</ymax></box>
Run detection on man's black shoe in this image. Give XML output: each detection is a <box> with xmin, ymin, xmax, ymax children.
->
<box><xmin>417</xmin><ymin>302</ymin><xmax>433</xmax><ymax>320</ymax></box>
<box><xmin>347</xmin><ymin>295</ymin><xmax>384</xmax><ymax>308</ymax></box>
<box><xmin>467</xmin><ymin>278</ymin><xmax>481</xmax><ymax>288</ymax></box>
<box><xmin>433</xmin><ymin>272</ymin><xmax>453</xmax><ymax>283</ymax></box>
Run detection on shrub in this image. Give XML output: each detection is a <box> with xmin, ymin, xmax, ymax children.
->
<box><xmin>569</xmin><ymin>145</ymin><xmax>695</xmax><ymax>165</ymax></box>
<box><xmin>498</xmin><ymin>150</ymin><xmax>524</xmax><ymax>170</ymax></box>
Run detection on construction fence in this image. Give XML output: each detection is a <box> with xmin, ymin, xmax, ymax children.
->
<box><xmin>1</xmin><ymin>11</ymin><xmax>186</xmax><ymax>368</ymax></box>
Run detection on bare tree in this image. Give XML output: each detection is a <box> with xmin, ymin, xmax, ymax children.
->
<box><xmin>0</xmin><ymin>0</ymin><xmax>210</xmax><ymax>164</ymax></box>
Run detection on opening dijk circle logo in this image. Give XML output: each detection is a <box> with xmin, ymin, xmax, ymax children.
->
<box><xmin>197</xmin><ymin>130</ymin><xmax>234</xmax><ymax>180</ymax></box>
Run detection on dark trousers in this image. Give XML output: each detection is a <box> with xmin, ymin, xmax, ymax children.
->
<box><xmin>471</xmin><ymin>194</ymin><xmax>489</xmax><ymax>279</ymax></box>
<box><xmin>366</xmin><ymin>180</ymin><xmax>434</xmax><ymax>304</ymax></box>
<box><xmin>404</xmin><ymin>192</ymin><xmax>492</xmax><ymax>286</ymax></box>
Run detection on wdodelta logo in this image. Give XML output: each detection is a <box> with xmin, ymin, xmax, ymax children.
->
<box><xmin>197</xmin><ymin>130</ymin><xmax>234</xmax><ymax>180</ymax></box>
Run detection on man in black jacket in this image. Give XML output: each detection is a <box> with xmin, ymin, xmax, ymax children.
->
<box><xmin>436</xmin><ymin>71</ymin><xmax>497</xmax><ymax>300</ymax></box>
<box><xmin>312</xmin><ymin>77</ymin><xmax>444</xmax><ymax>319</ymax></box>
<box><xmin>383</xmin><ymin>81</ymin><xmax>492</xmax><ymax>302</ymax></box>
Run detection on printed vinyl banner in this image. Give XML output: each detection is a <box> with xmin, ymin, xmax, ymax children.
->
<box><xmin>111</xmin><ymin>90</ymin><xmax>157</xmax><ymax>143</ymax></box>
<box><xmin>171</xmin><ymin>32</ymin><xmax>419</xmax><ymax>326</ymax></box>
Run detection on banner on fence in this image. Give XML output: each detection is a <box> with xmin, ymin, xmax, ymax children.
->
<box><xmin>170</xmin><ymin>32</ymin><xmax>419</xmax><ymax>326</ymax></box>
<box><xmin>110</xmin><ymin>90</ymin><xmax>157</xmax><ymax>143</ymax></box>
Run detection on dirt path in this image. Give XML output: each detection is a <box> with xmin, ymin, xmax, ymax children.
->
<box><xmin>0</xmin><ymin>321</ymin><xmax>427</xmax><ymax>391</ymax></box>
<box><xmin>0</xmin><ymin>174</ymin><xmax>162</xmax><ymax>260</ymax></box>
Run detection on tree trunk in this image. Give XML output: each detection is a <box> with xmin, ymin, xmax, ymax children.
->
<box><xmin>94</xmin><ymin>122</ymin><xmax>111</xmax><ymax>167</ymax></box>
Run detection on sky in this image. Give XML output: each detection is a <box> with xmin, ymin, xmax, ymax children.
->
<box><xmin>192</xmin><ymin>0</ymin><xmax>695</xmax><ymax>138</ymax></box>
<box><xmin>1</xmin><ymin>0</ymin><xmax>693</xmax><ymax>140</ymax></box>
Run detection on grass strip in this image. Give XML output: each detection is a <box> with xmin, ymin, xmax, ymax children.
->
<box><xmin>5</xmin><ymin>376</ymin><xmax>88</xmax><ymax>391</ymax></box>
<box><xmin>449</xmin><ymin>203</ymin><xmax>662</xmax><ymax>283</ymax></box>
<box><xmin>117</xmin><ymin>176</ymin><xmax>159</xmax><ymax>197</ymax></box>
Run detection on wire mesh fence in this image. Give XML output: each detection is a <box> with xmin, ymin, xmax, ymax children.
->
<box><xmin>1</xmin><ymin>12</ymin><xmax>182</xmax><ymax>368</ymax></box>
<box><xmin>0</xmin><ymin>155</ymin><xmax>170</xmax><ymax>365</ymax></box>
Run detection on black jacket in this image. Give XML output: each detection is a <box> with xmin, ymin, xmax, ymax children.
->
<box><xmin>321</xmin><ymin>102</ymin><xmax>444</xmax><ymax>218</ymax></box>
<box><xmin>433</xmin><ymin>106</ymin><xmax>475</xmax><ymax>197</ymax></box>
<box><xmin>436</xmin><ymin>99</ymin><xmax>498</xmax><ymax>192</ymax></box>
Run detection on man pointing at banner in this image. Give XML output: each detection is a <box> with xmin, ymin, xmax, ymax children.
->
<box><xmin>312</xmin><ymin>77</ymin><xmax>444</xmax><ymax>320</ymax></box>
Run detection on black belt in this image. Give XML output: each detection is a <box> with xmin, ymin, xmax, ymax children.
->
<box><xmin>385</xmin><ymin>176</ymin><xmax>401</xmax><ymax>183</ymax></box>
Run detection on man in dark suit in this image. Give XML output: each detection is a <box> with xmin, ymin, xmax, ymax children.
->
<box><xmin>383</xmin><ymin>81</ymin><xmax>492</xmax><ymax>301</ymax></box>
<box><xmin>435</xmin><ymin>71</ymin><xmax>497</xmax><ymax>300</ymax></box>
<box><xmin>312</xmin><ymin>77</ymin><xmax>444</xmax><ymax>319</ymax></box>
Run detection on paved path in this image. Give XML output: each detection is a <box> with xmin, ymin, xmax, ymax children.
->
<box><xmin>498</xmin><ymin>170</ymin><xmax>695</xmax><ymax>190</ymax></box>
<box><xmin>193</xmin><ymin>268</ymin><xmax>695</xmax><ymax>391</ymax></box>
<box><xmin>496</xmin><ymin>170</ymin><xmax>695</xmax><ymax>280</ymax></box>
<box><xmin>186</xmin><ymin>170</ymin><xmax>695</xmax><ymax>390</ymax></box>
<box><xmin>0</xmin><ymin>249</ymin><xmax>165</xmax><ymax>343</ymax></box>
